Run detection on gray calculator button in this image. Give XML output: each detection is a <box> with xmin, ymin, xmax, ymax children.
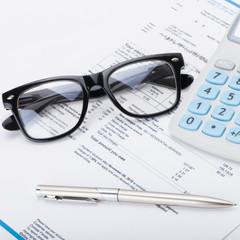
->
<box><xmin>238</xmin><ymin>66</ymin><xmax>240</xmax><ymax>73</ymax></box>
<box><xmin>214</xmin><ymin>59</ymin><xmax>235</xmax><ymax>71</ymax></box>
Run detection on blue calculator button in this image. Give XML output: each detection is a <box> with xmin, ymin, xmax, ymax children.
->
<box><xmin>202</xmin><ymin>121</ymin><xmax>226</xmax><ymax>137</ymax></box>
<box><xmin>206</xmin><ymin>70</ymin><xmax>228</xmax><ymax>85</ymax></box>
<box><xmin>197</xmin><ymin>84</ymin><xmax>220</xmax><ymax>100</ymax></box>
<box><xmin>229</xmin><ymin>76</ymin><xmax>240</xmax><ymax>91</ymax></box>
<box><xmin>188</xmin><ymin>99</ymin><xmax>211</xmax><ymax>115</ymax></box>
<box><xmin>211</xmin><ymin>105</ymin><xmax>235</xmax><ymax>121</ymax></box>
<box><xmin>235</xmin><ymin>113</ymin><xmax>240</xmax><ymax>126</ymax></box>
<box><xmin>220</xmin><ymin>90</ymin><xmax>240</xmax><ymax>106</ymax></box>
<box><xmin>179</xmin><ymin>114</ymin><xmax>202</xmax><ymax>131</ymax></box>
<box><xmin>226</xmin><ymin>128</ymin><xmax>240</xmax><ymax>144</ymax></box>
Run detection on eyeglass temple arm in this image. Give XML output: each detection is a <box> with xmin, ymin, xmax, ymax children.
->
<box><xmin>14</xmin><ymin>65</ymin><xmax>193</xmax><ymax>108</ymax></box>
<box><xmin>180</xmin><ymin>74</ymin><xmax>194</xmax><ymax>89</ymax></box>
<box><xmin>8</xmin><ymin>70</ymin><xmax>193</xmax><ymax>110</ymax></box>
<box><xmin>6</xmin><ymin>71</ymin><xmax>193</xmax><ymax>109</ymax></box>
<box><xmin>2</xmin><ymin>91</ymin><xmax>77</xmax><ymax>131</ymax></box>
<box><xmin>146</xmin><ymin>65</ymin><xmax>193</xmax><ymax>89</ymax></box>
<box><xmin>2</xmin><ymin>72</ymin><xmax>193</xmax><ymax>131</ymax></box>
<box><xmin>1</xmin><ymin>87</ymin><xmax>105</xmax><ymax>131</ymax></box>
<box><xmin>140</xmin><ymin>74</ymin><xmax>193</xmax><ymax>90</ymax></box>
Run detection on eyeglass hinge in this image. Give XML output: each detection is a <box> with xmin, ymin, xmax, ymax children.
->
<box><xmin>171</xmin><ymin>58</ymin><xmax>179</xmax><ymax>62</ymax></box>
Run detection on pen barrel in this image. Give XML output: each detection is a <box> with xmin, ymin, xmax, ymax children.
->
<box><xmin>118</xmin><ymin>190</ymin><xmax>234</xmax><ymax>208</ymax></box>
<box><xmin>37</xmin><ymin>185</ymin><xmax>235</xmax><ymax>207</ymax></box>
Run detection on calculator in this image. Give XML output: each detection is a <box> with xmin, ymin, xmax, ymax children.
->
<box><xmin>169</xmin><ymin>13</ymin><xmax>240</xmax><ymax>162</ymax></box>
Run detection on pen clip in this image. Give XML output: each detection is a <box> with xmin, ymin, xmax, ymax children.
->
<box><xmin>44</xmin><ymin>194</ymin><xmax>98</xmax><ymax>203</ymax></box>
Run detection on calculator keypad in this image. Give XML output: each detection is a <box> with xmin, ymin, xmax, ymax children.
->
<box><xmin>211</xmin><ymin>105</ymin><xmax>234</xmax><ymax>121</ymax></box>
<box><xmin>226</xmin><ymin>128</ymin><xmax>240</xmax><ymax>144</ymax></box>
<box><xmin>220</xmin><ymin>90</ymin><xmax>240</xmax><ymax>106</ymax></box>
<box><xmin>188</xmin><ymin>99</ymin><xmax>211</xmax><ymax>115</ymax></box>
<box><xmin>235</xmin><ymin>113</ymin><xmax>240</xmax><ymax>126</ymax></box>
<box><xmin>197</xmin><ymin>84</ymin><xmax>220</xmax><ymax>100</ymax></box>
<box><xmin>229</xmin><ymin>76</ymin><xmax>240</xmax><ymax>91</ymax></box>
<box><xmin>206</xmin><ymin>70</ymin><xmax>229</xmax><ymax>85</ymax></box>
<box><xmin>179</xmin><ymin>115</ymin><xmax>202</xmax><ymax>131</ymax></box>
<box><xmin>214</xmin><ymin>59</ymin><xmax>236</xmax><ymax>71</ymax></box>
<box><xmin>202</xmin><ymin>121</ymin><xmax>226</xmax><ymax>137</ymax></box>
<box><xmin>179</xmin><ymin>60</ymin><xmax>240</xmax><ymax>145</ymax></box>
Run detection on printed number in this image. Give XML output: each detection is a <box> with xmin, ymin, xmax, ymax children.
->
<box><xmin>196</xmin><ymin>102</ymin><xmax>202</xmax><ymax>109</ymax></box>
<box><xmin>214</xmin><ymin>72</ymin><xmax>221</xmax><ymax>79</ymax></box>
<box><xmin>227</xmin><ymin>93</ymin><xmax>235</xmax><ymax>100</ymax></box>
<box><xmin>204</xmin><ymin>88</ymin><xmax>211</xmax><ymax>94</ymax></box>
<box><xmin>143</xmin><ymin>96</ymin><xmax>150</xmax><ymax>101</ymax></box>
<box><xmin>219</xmin><ymin>108</ymin><xmax>226</xmax><ymax>116</ymax></box>
<box><xmin>186</xmin><ymin>117</ymin><xmax>194</xmax><ymax>124</ymax></box>
<box><xmin>236</xmin><ymin>78</ymin><xmax>240</xmax><ymax>85</ymax></box>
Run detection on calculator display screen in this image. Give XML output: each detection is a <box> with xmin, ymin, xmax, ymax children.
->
<box><xmin>228</xmin><ymin>14</ymin><xmax>240</xmax><ymax>44</ymax></box>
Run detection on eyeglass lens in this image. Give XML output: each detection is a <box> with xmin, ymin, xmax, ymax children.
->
<box><xmin>16</xmin><ymin>60</ymin><xmax>177</xmax><ymax>140</ymax></box>
<box><xmin>17</xmin><ymin>80</ymin><xmax>84</xmax><ymax>139</ymax></box>
<box><xmin>108</xmin><ymin>60</ymin><xmax>177</xmax><ymax>115</ymax></box>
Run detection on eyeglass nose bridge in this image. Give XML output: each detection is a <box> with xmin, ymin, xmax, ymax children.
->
<box><xmin>83</xmin><ymin>72</ymin><xmax>104</xmax><ymax>90</ymax></box>
<box><xmin>83</xmin><ymin>72</ymin><xmax>108</xmax><ymax>99</ymax></box>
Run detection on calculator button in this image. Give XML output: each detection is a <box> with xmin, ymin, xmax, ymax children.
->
<box><xmin>226</xmin><ymin>128</ymin><xmax>240</xmax><ymax>144</ymax></box>
<box><xmin>229</xmin><ymin>76</ymin><xmax>240</xmax><ymax>91</ymax></box>
<box><xmin>220</xmin><ymin>90</ymin><xmax>240</xmax><ymax>106</ymax></box>
<box><xmin>188</xmin><ymin>99</ymin><xmax>211</xmax><ymax>115</ymax></box>
<box><xmin>235</xmin><ymin>113</ymin><xmax>240</xmax><ymax>126</ymax></box>
<box><xmin>214</xmin><ymin>59</ymin><xmax>235</xmax><ymax>71</ymax></box>
<box><xmin>197</xmin><ymin>84</ymin><xmax>220</xmax><ymax>100</ymax></box>
<box><xmin>211</xmin><ymin>105</ymin><xmax>235</xmax><ymax>121</ymax></box>
<box><xmin>202</xmin><ymin>121</ymin><xmax>226</xmax><ymax>137</ymax></box>
<box><xmin>237</xmin><ymin>67</ymin><xmax>240</xmax><ymax>73</ymax></box>
<box><xmin>206</xmin><ymin>70</ymin><xmax>228</xmax><ymax>85</ymax></box>
<box><xmin>179</xmin><ymin>115</ymin><xmax>202</xmax><ymax>131</ymax></box>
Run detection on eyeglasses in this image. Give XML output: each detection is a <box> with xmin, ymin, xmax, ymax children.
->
<box><xmin>2</xmin><ymin>53</ymin><xmax>193</xmax><ymax>142</ymax></box>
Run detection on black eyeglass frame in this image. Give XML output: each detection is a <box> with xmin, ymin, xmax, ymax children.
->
<box><xmin>2</xmin><ymin>53</ymin><xmax>193</xmax><ymax>142</ymax></box>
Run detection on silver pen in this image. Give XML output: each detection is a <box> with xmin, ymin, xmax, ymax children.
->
<box><xmin>36</xmin><ymin>185</ymin><xmax>236</xmax><ymax>208</ymax></box>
